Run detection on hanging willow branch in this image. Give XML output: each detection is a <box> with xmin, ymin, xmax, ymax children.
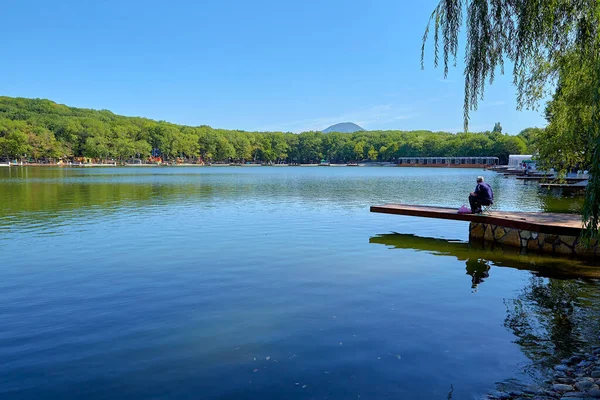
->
<box><xmin>582</xmin><ymin>57</ymin><xmax>600</xmax><ymax>241</ymax></box>
<box><xmin>421</xmin><ymin>0</ymin><xmax>600</xmax><ymax>238</ymax></box>
<box><xmin>421</xmin><ymin>0</ymin><xmax>599</xmax><ymax>128</ymax></box>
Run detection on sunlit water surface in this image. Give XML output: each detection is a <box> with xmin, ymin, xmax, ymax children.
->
<box><xmin>1</xmin><ymin>167</ymin><xmax>598</xmax><ymax>400</ymax></box>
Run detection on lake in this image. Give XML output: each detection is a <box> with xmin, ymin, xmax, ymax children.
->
<box><xmin>1</xmin><ymin>166</ymin><xmax>599</xmax><ymax>399</ymax></box>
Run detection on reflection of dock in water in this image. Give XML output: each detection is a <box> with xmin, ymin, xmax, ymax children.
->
<box><xmin>369</xmin><ymin>233</ymin><xmax>600</xmax><ymax>280</ymax></box>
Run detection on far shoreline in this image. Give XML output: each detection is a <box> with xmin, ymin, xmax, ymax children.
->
<box><xmin>1</xmin><ymin>163</ymin><xmax>494</xmax><ymax>169</ymax></box>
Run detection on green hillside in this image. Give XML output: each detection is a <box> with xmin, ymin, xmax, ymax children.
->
<box><xmin>0</xmin><ymin>96</ymin><xmax>531</xmax><ymax>163</ymax></box>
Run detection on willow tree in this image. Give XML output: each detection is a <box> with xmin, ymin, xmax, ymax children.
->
<box><xmin>422</xmin><ymin>0</ymin><xmax>600</xmax><ymax>238</ymax></box>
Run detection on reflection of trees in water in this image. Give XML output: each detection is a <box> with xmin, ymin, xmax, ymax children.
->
<box><xmin>369</xmin><ymin>232</ymin><xmax>600</xmax><ymax>386</ymax></box>
<box><xmin>0</xmin><ymin>178</ymin><xmax>220</xmax><ymax>230</ymax></box>
<box><xmin>538</xmin><ymin>192</ymin><xmax>584</xmax><ymax>214</ymax></box>
<box><xmin>504</xmin><ymin>277</ymin><xmax>600</xmax><ymax>371</ymax></box>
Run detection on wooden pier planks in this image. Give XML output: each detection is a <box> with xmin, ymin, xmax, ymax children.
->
<box><xmin>370</xmin><ymin>204</ymin><xmax>583</xmax><ymax>236</ymax></box>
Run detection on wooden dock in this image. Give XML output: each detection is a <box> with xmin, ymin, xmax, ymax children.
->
<box><xmin>370</xmin><ymin>204</ymin><xmax>583</xmax><ymax>236</ymax></box>
<box><xmin>515</xmin><ymin>175</ymin><xmax>556</xmax><ymax>180</ymax></box>
<box><xmin>502</xmin><ymin>171</ymin><xmax>549</xmax><ymax>177</ymax></box>
<box><xmin>539</xmin><ymin>181</ymin><xmax>587</xmax><ymax>191</ymax></box>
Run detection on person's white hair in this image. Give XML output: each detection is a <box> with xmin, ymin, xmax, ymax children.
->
<box><xmin>477</xmin><ymin>176</ymin><xmax>484</xmax><ymax>182</ymax></box>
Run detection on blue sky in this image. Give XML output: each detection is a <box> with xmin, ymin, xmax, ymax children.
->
<box><xmin>1</xmin><ymin>0</ymin><xmax>547</xmax><ymax>133</ymax></box>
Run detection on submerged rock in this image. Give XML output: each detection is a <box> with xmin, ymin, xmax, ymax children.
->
<box><xmin>552</xmin><ymin>384</ymin><xmax>574</xmax><ymax>393</ymax></box>
<box><xmin>560</xmin><ymin>391</ymin><xmax>587</xmax><ymax>397</ymax></box>
<box><xmin>574</xmin><ymin>380</ymin><xmax>596</xmax><ymax>391</ymax></box>
<box><xmin>557</xmin><ymin>378</ymin><xmax>576</xmax><ymax>384</ymax></box>
<box><xmin>488</xmin><ymin>390</ymin><xmax>511</xmax><ymax>399</ymax></box>
<box><xmin>577</xmin><ymin>377</ymin><xmax>595</xmax><ymax>382</ymax></box>
<box><xmin>487</xmin><ymin>340</ymin><xmax>600</xmax><ymax>400</ymax></box>
<box><xmin>577</xmin><ymin>360</ymin><xmax>593</xmax><ymax>368</ymax></box>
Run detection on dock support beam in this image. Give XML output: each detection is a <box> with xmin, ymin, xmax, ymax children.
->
<box><xmin>469</xmin><ymin>222</ymin><xmax>599</xmax><ymax>258</ymax></box>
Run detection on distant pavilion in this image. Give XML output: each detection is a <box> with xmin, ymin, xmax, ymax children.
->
<box><xmin>396</xmin><ymin>156</ymin><xmax>499</xmax><ymax>167</ymax></box>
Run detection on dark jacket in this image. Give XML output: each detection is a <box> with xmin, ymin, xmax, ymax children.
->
<box><xmin>475</xmin><ymin>182</ymin><xmax>493</xmax><ymax>202</ymax></box>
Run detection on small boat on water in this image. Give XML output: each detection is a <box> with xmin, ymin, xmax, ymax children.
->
<box><xmin>319</xmin><ymin>159</ymin><xmax>330</xmax><ymax>166</ymax></box>
<box><xmin>347</xmin><ymin>163</ymin><xmax>359</xmax><ymax>167</ymax></box>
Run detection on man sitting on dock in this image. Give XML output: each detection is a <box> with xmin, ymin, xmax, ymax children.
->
<box><xmin>469</xmin><ymin>176</ymin><xmax>494</xmax><ymax>213</ymax></box>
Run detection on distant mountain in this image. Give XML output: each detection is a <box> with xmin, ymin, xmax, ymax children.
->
<box><xmin>322</xmin><ymin>122</ymin><xmax>365</xmax><ymax>133</ymax></box>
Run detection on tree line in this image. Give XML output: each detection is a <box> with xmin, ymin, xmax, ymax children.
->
<box><xmin>0</xmin><ymin>96</ymin><xmax>532</xmax><ymax>164</ymax></box>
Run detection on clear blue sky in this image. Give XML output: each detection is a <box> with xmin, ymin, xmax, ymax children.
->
<box><xmin>1</xmin><ymin>0</ymin><xmax>546</xmax><ymax>134</ymax></box>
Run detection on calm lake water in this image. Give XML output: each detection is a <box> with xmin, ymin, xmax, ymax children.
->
<box><xmin>1</xmin><ymin>166</ymin><xmax>599</xmax><ymax>400</ymax></box>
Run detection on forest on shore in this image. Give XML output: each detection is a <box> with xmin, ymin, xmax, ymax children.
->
<box><xmin>0</xmin><ymin>97</ymin><xmax>537</xmax><ymax>164</ymax></box>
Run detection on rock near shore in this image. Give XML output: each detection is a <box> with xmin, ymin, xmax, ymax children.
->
<box><xmin>488</xmin><ymin>347</ymin><xmax>600</xmax><ymax>400</ymax></box>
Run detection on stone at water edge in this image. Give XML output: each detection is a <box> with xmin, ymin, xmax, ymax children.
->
<box><xmin>487</xmin><ymin>390</ymin><xmax>511</xmax><ymax>399</ymax></box>
<box><xmin>560</xmin><ymin>398</ymin><xmax>592</xmax><ymax>400</ymax></box>
<box><xmin>521</xmin><ymin>387</ymin><xmax>540</xmax><ymax>395</ymax></box>
<box><xmin>543</xmin><ymin>389</ymin><xmax>562</xmax><ymax>397</ymax></box>
<box><xmin>575</xmin><ymin>380</ymin><xmax>597</xmax><ymax>391</ymax></box>
<box><xmin>552</xmin><ymin>383</ymin><xmax>575</xmax><ymax>392</ymax></box>
<box><xmin>578</xmin><ymin>377</ymin><xmax>595</xmax><ymax>382</ymax></box>
<box><xmin>592</xmin><ymin>370</ymin><xmax>600</xmax><ymax>379</ymax></box>
<box><xmin>560</xmin><ymin>392</ymin><xmax>588</xmax><ymax>398</ymax></box>
<box><xmin>589</xmin><ymin>388</ymin><xmax>600</xmax><ymax>398</ymax></box>
<box><xmin>577</xmin><ymin>360</ymin><xmax>593</xmax><ymax>368</ymax></box>
<box><xmin>557</xmin><ymin>378</ymin><xmax>576</xmax><ymax>384</ymax></box>
<box><xmin>555</xmin><ymin>365</ymin><xmax>570</xmax><ymax>372</ymax></box>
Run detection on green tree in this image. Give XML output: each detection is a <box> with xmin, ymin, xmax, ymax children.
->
<box><xmin>492</xmin><ymin>135</ymin><xmax>527</xmax><ymax>165</ymax></box>
<box><xmin>422</xmin><ymin>0</ymin><xmax>600</xmax><ymax>237</ymax></box>
<box><xmin>367</xmin><ymin>146</ymin><xmax>378</xmax><ymax>161</ymax></box>
<box><xmin>517</xmin><ymin>127</ymin><xmax>543</xmax><ymax>153</ymax></box>
<box><xmin>215</xmin><ymin>136</ymin><xmax>235</xmax><ymax>161</ymax></box>
<box><xmin>84</xmin><ymin>136</ymin><xmax>110</xmax><ymax>159</ymax></box>
<box><xmin>172</xmin><ymin>130</ymin><xmax>199</xmax><ymax>159</ymax></box>
<box><xmin>297</xmin><ymin>131</ymin><xmax>323</xmax><ymax>163</ymax></box>
<box><xmin>197</xmin><ymin>126</ymin><xmax>217</xmax><ymax>161</ymax></box>
<box><xmin>353</xmin><ymin>141</ymin><xmax>365</xmax><ymax>161</ymax></box>
<box><xmin>0</xmin><ymin>119</ymin><xmax>31</xmax><ymax>160</ymax></box>
<box><xmin>227</xmin><ymin>132</ymin><xmax>252</xmax><ymax>162</ymax></box>
<box><xmin>28</xmin><ymin>127</ymin><xmax>62</xmax><ymax>160</ymax></box>
<box><xmin>270</xmin><ymin>132</ymin><xmax>289</xmax><ymax>162</ymax></box>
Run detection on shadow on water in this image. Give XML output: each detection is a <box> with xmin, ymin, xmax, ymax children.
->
<box><xmin>369</xmin><ymin>232</ymin><xmax>600</xmax><ymax>280</ymax></box>
<box><xmin>370</xmin><ymin>232</ymin><xmax>600</xmax><ymax>384</ymax></box>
